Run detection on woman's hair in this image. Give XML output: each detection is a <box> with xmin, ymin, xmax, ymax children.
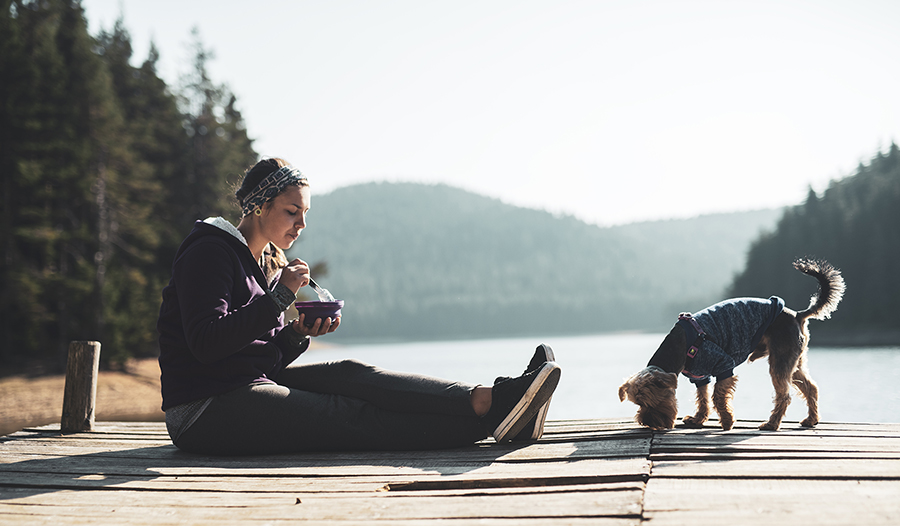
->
<box><xmin>234</xmin><ymin>157</ymin><xmax>309</xmax><ymax>208</ymax></box>
<box><xmin>234</xmin><ymin>157</ymin><xmax>309</xmax><ymax>279</ymax></box>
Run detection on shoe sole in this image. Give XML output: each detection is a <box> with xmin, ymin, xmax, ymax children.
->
<box><xmin>493</xmin><ymin>362</ymin><xmax>561</xmax><ymax>443</ymax></box>
<box><xmin>530</xmin><ymin>344</ymin><xmax>556</xmax><ymax>439</ymax></box>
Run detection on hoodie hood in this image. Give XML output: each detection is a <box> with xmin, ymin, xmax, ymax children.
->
<box><xmin>203</xmin><ymin>216</ymin><xmax>247</xmax><ymax>246</ymax></box>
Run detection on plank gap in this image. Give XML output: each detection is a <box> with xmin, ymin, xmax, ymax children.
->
<box><xmin>382</xmin><ymin>473</ymin><xmax>648</xmax><ymax>492</ymax></box>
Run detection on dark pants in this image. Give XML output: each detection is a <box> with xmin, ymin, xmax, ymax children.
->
<box><xmin>175</xmin><ymin>359</ymin><xmax>488</xmax><ymax>455</ymax></box>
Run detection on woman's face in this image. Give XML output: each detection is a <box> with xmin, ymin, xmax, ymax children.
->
<box><xmin>260</xmin><ymin>184</ymin><xmax>311</xmax><ymax>250</ymax></box>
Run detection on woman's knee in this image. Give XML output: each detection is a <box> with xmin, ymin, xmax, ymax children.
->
<box><xmin>334</xmin><ymin>358</ymin><xmax>379</xmax><ymax>376</ymax></box>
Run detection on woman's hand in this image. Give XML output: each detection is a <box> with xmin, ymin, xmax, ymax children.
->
<box><xmin>279</xmin><ymin>258</ymin><xmax>310</xmax><ymax>294</ymax></box>
<box><xmin>291</xmin><ymin>315</ymin><xmax>341</xmax><ymax>337</ymax></box>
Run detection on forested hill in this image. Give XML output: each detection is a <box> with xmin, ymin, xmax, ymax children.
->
<box><xmin>287</xmin><ymin>182</ymin><xmax>781</xmax><ymax>342</ymax></box>
<box><xmin>729</xmin><ymin>143</ymin><xmax>900</xmax><ymax>344</ymax></box>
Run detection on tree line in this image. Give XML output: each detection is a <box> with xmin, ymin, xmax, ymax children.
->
<box><xmin>1</xmin><ymin>0</ymin><xmax>257</xmax><ymax>371</ymax></box>
<box><xmin>729</xmin><ymin>143</ymin><xmax>900</xmax><ymax>342</ymax></box>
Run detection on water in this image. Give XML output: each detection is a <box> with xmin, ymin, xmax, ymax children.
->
<box><xmin>292</xmin><ymin>333</ymin><xmax>900</xmax><ymax>424</ymax></box>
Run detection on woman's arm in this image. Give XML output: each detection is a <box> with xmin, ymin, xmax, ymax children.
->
<box><xmin>175</xmin><ymin>240</ymin><xmax>282</xmax><ymax>364</ymax></box>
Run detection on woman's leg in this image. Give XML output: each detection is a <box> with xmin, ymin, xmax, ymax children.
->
<box><xmin>176</xmin><ymin>354</ymin><xmax>560</xmax><ymax>455</ymax></box>
<box><xmin>275</xmin><ymin>357</ymin><xmax>561</xmax><ymax>445</ymax></box>
<box><xmin>175</xmin><ymin>380</ymin><xmax>489</xmax><ymax>455</ymax></box>
<box><xmin>276</xmin><ymin>359</ymin><xmax>479</xmax><ymax>417</ymax></box>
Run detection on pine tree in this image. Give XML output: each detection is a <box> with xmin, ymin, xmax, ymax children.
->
<box><xmin>92</xmin><ymin>18</ymin><xmax>173</xmax><ymax>362</ymax></box>
<box><xmin>0</xmin><ymin>0</ymin><xmax>34</xmax><ymax>365</ymax></box>
<box><xmin>176</xmin><ymin>28</ymin><xmax>257</xmax><ymax>227</ymax></box>
<box><xmin>45</xmin><ymin>0</ymin><xmax>127</xmax><ymax>365</ymax></box>
<box><xmin>1</xmin><ymin>1</ymin><xmax>158</xmax><ymax>367</ymax></box>
<box><xmin>729</xmin><ymin>144</ymin><xmax>900</xmax><ymax>339</ymax></box>
<box><xmin>0</xmin><ymin>0</ymin><xmax>95</xmax><ymax>368</ymax></box>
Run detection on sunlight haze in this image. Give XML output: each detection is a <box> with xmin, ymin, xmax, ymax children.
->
<box><xmin>81</xmin><ymin>0</ymin><xmax>900</xmax><ymax>225</ymax></box>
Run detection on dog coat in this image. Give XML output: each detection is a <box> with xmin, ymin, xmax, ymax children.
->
<box><xmin>678</xmin><ymin>296</ymin><xmax>785</xmax><ymax>385</ymax></box>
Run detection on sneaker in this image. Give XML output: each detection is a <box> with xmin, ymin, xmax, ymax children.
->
<box><xmin>483</xmin><ymin>361</ymin><xmax>561</xmax><ymax>443</ymax></box>
<box><xmin>526</xmin><ymin>343</ymin><xmax>556</xmax><ymax>376</ymax></box>
<box><xmin>494</xmin><ymin>344</ymin><xmax>557</xmax><ymax>441</ymax></box>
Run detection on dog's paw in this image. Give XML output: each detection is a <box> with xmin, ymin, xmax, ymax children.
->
<box><xmin>718</xmin><ymin>415</ymin><xmax>735</xmax><ymax>430</ymax></box>
<box><xmin>758</xmin><ymin>421</ymin><xmax>779</xmax><ymax>431</ymax></box>
<box><xmin>800</xmin><ymin>417</ymin><xmax>818</xmax><ymax>427</ymax></box>
<box><xmin>681</xmin><ymin>415</ymin><xmax>706</xmax><ymax>428</ymax></box>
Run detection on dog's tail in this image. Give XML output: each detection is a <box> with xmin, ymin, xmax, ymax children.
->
<box><xmin>793</xmin><ymin>258</ymin><xmax>845</xmax><ymax>322</ymax></box>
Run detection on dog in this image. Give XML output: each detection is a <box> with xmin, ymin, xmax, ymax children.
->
<box><xmin>618</xmin><ymin>258</ymin><xmax>845</xmax><ymax>431</ymax></box>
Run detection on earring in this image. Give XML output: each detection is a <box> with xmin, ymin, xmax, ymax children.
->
<box><xmin>254</xmin><ymin>208</ymin><xmax>262</xmax><ymax>216</ymax></box>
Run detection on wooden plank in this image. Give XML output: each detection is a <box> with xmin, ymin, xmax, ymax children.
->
<box><xmin>650</xmin><ymin>458</ymin><xmax>900</xmax><ymax>479</ymax></box>
<box><xmin>0</xmin><ymin>458</ymin><xmax>651</xmax><ymax>491</ymax></box>
<box><xmin>0</xmin><ymin>458</ymin><xmax>650</xmax><ymax>482</ymax></box>
<box><xmin>541</xmin><ymin>420</ymin><xmax>640</xmax><ymax>433</ymax></box>
<box><xmin>25</xmin><ymin>422</ymin><xmax>168</xmax><ymax>432</ymax></box>
<box><xmin>652</xmin><ymin>451</ymin><xmax>900</xmax><ymax>461</ymax></box>
<box><xmin>651</xmin><ymin>436</ymin><xmax>900</xmax><ymax>459</ymax></box>
<box><xmin>0</xmin><ymin>438</ymin><xmax>651</xmax><ymax>465</ymax></box>
<box><xmin>643</xmin><ymin>478</ymin><xmax>900</xmax><ymax>525</ymax></box>
<box><xmin>0</xmin><ymin>443</ymin><xmax>177</xmax><ymax>459</ymax></box>
<box><xmin>0</xmin><ymin>516</ymin><xmax>639</xmax><ymax>526</ymax></box>
<box><xmin>10</xmin><ymin>429</ymin><xmax>171</xmax><ymax>443</ymax></box>
<box><xmin>2</xmin><ymin>443</ymin><xmax>645</xmax><ymax>467</ymax></box>
<box><xmin>664</xmin><ymin>421</ymin><xmax>900</xmax><ymax>434</ymax></box>
<box><xmin>653</xmin><ymin>429</ymin><xmax>900</xmax><ymax>444</ymax></box>
<box><xmin>0</xmin><ymin>481</ymin><xmax>643</xmax><ymax>503</ymax></box>
<box><xmin>0</xmin><ymin>488</ymin><xmax>644</xmax><ymax>522</ymax></box>
<box><xmin>653</xmin><ymin>434</ymin><xmax>900</xmax><ymax>451</ymax></box>
<box><xmin>1</xmin><ymin>436</ymin><xmax>174</xmax><ymax>448</ymax></box>
<box><xmin>0</xmin><ymin>519</ymin><xmax>638</xmax><ymax>526</ymax></box>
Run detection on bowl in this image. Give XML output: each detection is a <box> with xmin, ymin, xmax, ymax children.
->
<box><xmin>294</xmin><ymin>300</ymin><xmax>343</xmax><ymax>327</ymax></box>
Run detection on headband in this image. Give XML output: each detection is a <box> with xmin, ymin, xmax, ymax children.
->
<box><xmin>241</xmin><ymin>165</ymin><xmax>307</xmax><ymax>217</ymax></box>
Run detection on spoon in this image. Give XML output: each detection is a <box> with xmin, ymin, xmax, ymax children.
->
<box><xmin>308</xmin><ymin>277</ymin><xmax>335</xmax><ymax>302</ymax></box>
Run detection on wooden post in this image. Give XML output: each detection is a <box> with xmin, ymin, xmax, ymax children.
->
<box><xmin>60</xmin><ymin>341</ymin><xmax>101</xmax><ymax>433</ymax></box>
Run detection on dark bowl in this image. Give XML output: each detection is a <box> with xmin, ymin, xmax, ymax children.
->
<box><xmin>294</xmin><ymin>300</ymin><xmax>343</xmax><ymax>327</ymax></box>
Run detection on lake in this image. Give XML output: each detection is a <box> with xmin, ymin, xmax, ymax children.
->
<box><xmin>293</xmin><ymin>333</ymin><xmax>900</xmax><ymax>424</ymax></box>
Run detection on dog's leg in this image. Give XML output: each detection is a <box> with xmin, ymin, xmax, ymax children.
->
<box><xmin>760</xmin><ymin>355</ymin><xmax>797</xmax><ymax>431</ymax></box>
<box><xmin>792</xmin><ymin>353</ymin><xmax>820</xmax><ymax>427</ymax></box>
<box><xmin>760</xmin><ymin>318</ymin><xmax>805</xmax><ymax>431</ymax></box>
<box><xmin>682</xmin><ymin>382</ymin><xmax>710</xmax><ymax>427</ymax></box>
<box><xmin>712</xmin><ymin>376</ymin><xmax>738</xmax><ymax>430</ymax></box>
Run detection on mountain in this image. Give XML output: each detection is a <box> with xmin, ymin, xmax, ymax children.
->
<box><xmin>287</xmin><ymin>182</ymin><xmax>781</xmax><ymax>342</ymax></box>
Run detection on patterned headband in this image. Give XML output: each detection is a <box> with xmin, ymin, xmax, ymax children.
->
<box><xmin>241</xmin><ymin>165</ymin><xmax>307</xmax><ymax>217</ymax></box>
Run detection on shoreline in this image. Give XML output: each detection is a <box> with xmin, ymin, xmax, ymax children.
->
<box><xmin>323</xmin><ymin>328</ymin><xmax>900</xmax><ymax>349</ymax></box>
<box><xmin>809</xmin><ymin>329</ymin><xmax>900</xmax><ymax>348</ymax></box>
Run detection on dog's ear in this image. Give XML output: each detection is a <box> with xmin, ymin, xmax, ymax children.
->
<box><xmin>650</xmin><ymin>371</ymin><xmax>678</xmax><ymax>391</ymax></box>
<box><xmin>618</xmin><ymin>382</ymin><xmax>629</xmax><ymax>402</ymax></box>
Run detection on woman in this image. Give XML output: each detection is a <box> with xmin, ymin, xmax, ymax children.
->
<box><xmin>157</xmin><ymin>157</ymin><xmax>561</xmax><ymax>455</ymax></box>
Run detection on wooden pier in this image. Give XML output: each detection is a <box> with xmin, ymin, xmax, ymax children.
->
<box><xmin>1</xmin><ymin>418</ymin><xmax>898</xmax><ymax>524</ymax></box>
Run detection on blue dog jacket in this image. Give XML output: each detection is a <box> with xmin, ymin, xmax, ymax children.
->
<box><xmin>678</xmin><ymin>296</ymin><xmax>785</xmax><ymax>385</ymax></box>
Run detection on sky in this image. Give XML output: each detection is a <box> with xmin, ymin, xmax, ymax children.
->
<box><xmin>80</xmin><ymin>0</ymin><xmax>900</xmax><ymax>226</ymax></box>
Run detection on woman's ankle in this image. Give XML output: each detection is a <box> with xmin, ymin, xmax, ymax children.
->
<box><xmin>470</xmin><ymin>386</ymin><xmax>492</xmax><ymax>417</ymax></box>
